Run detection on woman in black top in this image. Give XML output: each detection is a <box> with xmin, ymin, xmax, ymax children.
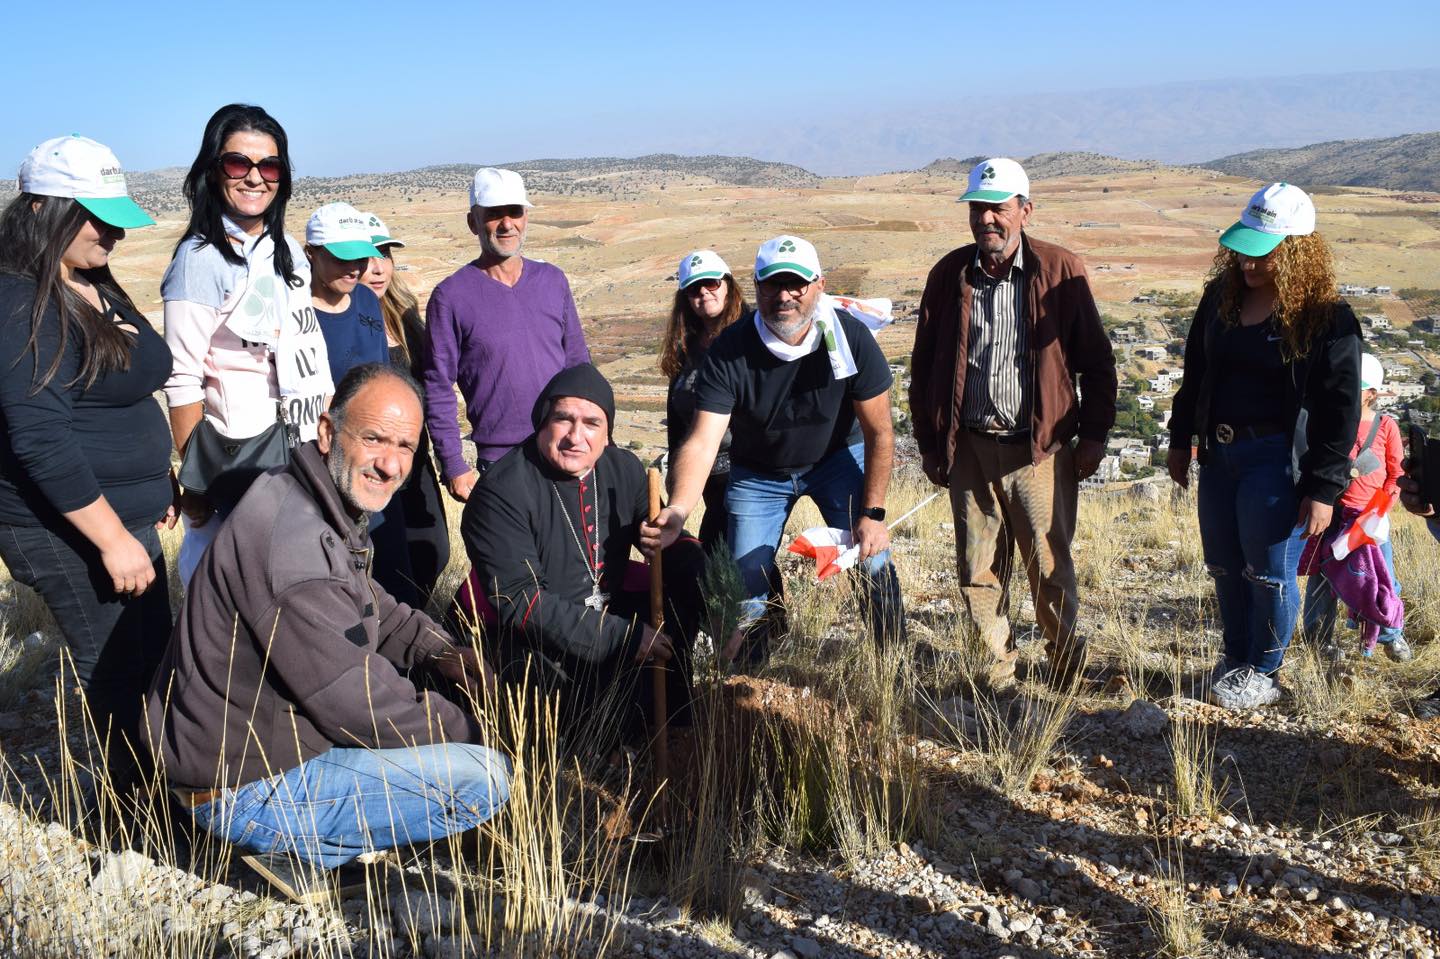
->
<box><xmin>1167</xmin><ymin>183</ymin><xmax>1360</xmax><ymax>711</ymax></box>
<box><xmin>659</xmin><ymin>250</ymin><xmax>747</xmax><ymax>551</ymax></box>
<box><xmin>360</xmin><ymin>215</ymin><xmax>450</xmax><ymax>607</ymax></box>
<box><xmin>0</xmin><ymin>136</ymin><xmax>177</xmax><ymax>766</ymax></box>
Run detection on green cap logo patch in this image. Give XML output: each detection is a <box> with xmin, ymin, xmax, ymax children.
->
<box><xmin>368</xmin><ymin>215</ymin><xmax>381</xmax><ymax>227</ymax></box>
<box><xmin>690</xmin><ymin>254</ymin><xmax>702</xmax><ymax>267</ymax></box>
<box><xmin>981</xmin><ymin>166</ymin><xmax>996</xmax><ymax>181</ymax></box>
<box><xmin>778</xmin><ymin>239</ymin><xmax>796</xmax><ymax>253</ymax></box>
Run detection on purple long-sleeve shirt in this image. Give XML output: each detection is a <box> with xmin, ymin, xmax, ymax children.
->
<box><xmin>423</xmin><ymin>258</ymin><xmax>589</xmax><ymax>477</ymax></box>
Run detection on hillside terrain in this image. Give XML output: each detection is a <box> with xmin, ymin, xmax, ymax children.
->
<box><xmin>2</xmin><ymin>157</ymin><xmax>1440</xmax><ymax>958</ymax></box>
<box><xmin>1203</xmin><ymin>131</ymin><xmax>1440</xmax><ymax>193</ymax></box>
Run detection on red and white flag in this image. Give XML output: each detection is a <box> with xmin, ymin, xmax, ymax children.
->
<box><xmin>787</xmin><ymin>526</ymin><xmax>860</xmax><ymax>581</ymax></box>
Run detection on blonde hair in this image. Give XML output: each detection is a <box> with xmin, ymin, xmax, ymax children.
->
<box><xmin>378</xmin><ymin>257</ymin><xmax>424</xmax><ymax>366</ymax></box>
<box><xmin>1209</xmin><ymin>231</ymin><xmax>1339</xmax><ymax>359</ymax></box>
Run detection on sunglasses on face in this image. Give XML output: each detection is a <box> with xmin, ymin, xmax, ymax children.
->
<box><xmin>218</xmin><ymin>152</ymin><xmax>284</xmax><ymax>183</ymax></box>
<box><xmin>686</xmin><ymin>278</ymin><xmax>723</xmax><ymax>294</ymax></box>
<box><xmin>757</xmin><ymin>275</ymin><xmax>812</xmax><ymax>296</ymax></box>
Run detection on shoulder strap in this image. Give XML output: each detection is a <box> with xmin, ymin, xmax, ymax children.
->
<box><xmin>1358</xmin><ymin>414</ymin><xmax>1384</xmax><ymax>454</ymax></box>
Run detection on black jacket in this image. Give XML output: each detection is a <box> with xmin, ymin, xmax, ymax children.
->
<box><xmin>462</xmin><ymin>439</ymin><xmax>649</xmax><ymax>667</ymax></box>
<box><xmin>1168</xmin><ymin>281</ymin><xmax>1361</xmax><ymax>505</ymax></box>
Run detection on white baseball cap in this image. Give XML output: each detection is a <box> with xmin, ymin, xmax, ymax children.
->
<box><xmin>469</xmin><ymin>167</ymin><xmax>532</xmax><ymax>210</ymax></box>
<box><xmin>1220</xmin><ymin>182</ymin><xmax>1316</xmax><ymax>258</ymax></box>
<box><xmin>306</xmin><ymin>202</ymin><xmax>383</xmax><ymax>260</ymax></box>
<box><xmin>755</xmin><ymin>235</ymin><xmax>822</xmax><ymax>282</ymax></box>
<box><xmin>363</xmin><ymin>211</ymin><xmax>405</xmax><ymax>250</ymax></box>
<box><xmin>1360</xmin><ymin>353</ymin><xmax>1384</xmax><ymax>391</ymax></box>
<box><xmin>16</xmin><ymin>134</ymin><xmax>155</xmax><ymax>229</ymax></box>
<box><xmin>678</xmin><ymin>249</ymin><xmax>731</xmax><ymax>289</ymax></box>
<box><xmin>960</xmin><ymin>158</ymin><xmax>1030</xmax><ymax>204</ymax></box>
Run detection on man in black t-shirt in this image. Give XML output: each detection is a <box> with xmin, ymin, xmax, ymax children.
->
<box><xmin>656</xmin><ymin>235</ymin><xmax>903</xmax><ymax>657</ymax></box>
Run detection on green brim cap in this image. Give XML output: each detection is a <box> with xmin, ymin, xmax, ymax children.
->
<box><xmin>680</xmin><ymin>270</ymin><xmax>726</xmax><ymax>288</ymax></box>
<box><xmin>323</xmin><ymin>239</ymin><xmax>384</xmax><ymax>260</ymax></box>
<box><xmin>959</xmin><ymin>188</ymin><xmax>1019</xmax><ymax>203</ymax></box>
<box><xmin>1219</xmin><ymin>222</ymin><xmax>1286</xmax><ymax>257</ymax></box>
<box><xmin>77</xmin><ymin>195</ymin><xmax>155</xmax><ymax>229</ymax></box>
<box><xmin>756</xmin><ymin>262</ymin><xmax>818</xmax><ymax>282</ymax></box>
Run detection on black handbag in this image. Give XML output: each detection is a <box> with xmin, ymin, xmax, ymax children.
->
<box><xmin>177</xmin><ymin>407</ymin><xmax>299</xmax><ymax>511</ymax></box>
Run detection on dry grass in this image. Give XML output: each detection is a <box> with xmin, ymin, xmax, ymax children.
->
<box><xmin>3</xmin><ymin>466</ymin><xmax>1440</xmax><ymax>955</ymax></box>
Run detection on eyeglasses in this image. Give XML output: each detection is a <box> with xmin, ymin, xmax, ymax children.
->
<box><xmin>686</xmin><ymin>278</ymin><xmax>723</xmax><ymax>294</ymax></box>
<box><xmin>757</xmin><ymin>274</ymin><xmax>812</xmax><ymax>296</ymax></box>
<box><xmin>218</xmin><ymin>152</ymin><xmax>284</xmax><ymax>183</ymax></box>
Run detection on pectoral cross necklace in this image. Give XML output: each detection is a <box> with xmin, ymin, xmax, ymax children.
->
<box><xmin>551</xmin><ymin>469</ymin><xmax>608</xmax><ymax>611</ymax></box>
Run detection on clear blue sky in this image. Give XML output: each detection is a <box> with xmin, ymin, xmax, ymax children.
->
<box><xmin>9</xmin><ymin>0</ymin><xmax>1439</xmax><ymax>175</ymax></box>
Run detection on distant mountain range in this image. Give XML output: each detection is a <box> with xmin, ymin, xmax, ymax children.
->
<box><xmin>683</xmin><ymin>69</ymin><xmax>1440</xmax><ymax>175</ymax></box>
<box><xmin>4</xmin><ymin>133</ymin><xmax>1437</xmax><ymax>217</ymax></box>
<box><xmin>1199</xmin><ymin>132</ymin><xmax>1440</xmax><ymax>193</ymax></box>
<box><xmin>921</xmin><ymin>152</ymin><xmax>1168</xmax><ymax>180</ymax></box>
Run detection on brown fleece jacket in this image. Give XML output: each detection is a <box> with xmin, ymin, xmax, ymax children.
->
<box><xmin>909</xmin><ymin>233</ymin><xmax>1117</xmax><ymax>472</ymax></box>
<box><xmin>145</xmin><ymin>442</ymin><xmax>479</xmax><ymax>791</ymax></box>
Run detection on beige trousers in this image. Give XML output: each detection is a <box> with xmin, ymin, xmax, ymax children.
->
<box><xmin>948</xmin><ymin>432</ymin><xmax>1082</xmax><ymax>683</ymax></box>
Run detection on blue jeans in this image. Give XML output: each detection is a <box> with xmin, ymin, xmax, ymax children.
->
<box><xmin>727</xmin><ymin>442</ymin><xmax>904</xmax><ymax>643</ymax></box>
<box><xmin>1303</xmin><ymin>535</ymin><xmax>1404</xmax><ymax>647</ymax></box>
<box><xmin>1197</xmin><ymin>434</ymin><xmax>1303</xmax><ymax>674</ymax></box>
<box><xmin>192</xmin><ymin>743</ymin><xmax>511</xmax><ymax>869</ymax></box>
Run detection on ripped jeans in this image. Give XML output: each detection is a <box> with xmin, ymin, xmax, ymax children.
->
<box><xmin>1197</xmin><ymin>433</ymin><xmax>1304</xmax><ymax>674</ymax></box>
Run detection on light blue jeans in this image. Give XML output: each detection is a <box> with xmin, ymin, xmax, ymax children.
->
<box><xmin>192</xmin><ymin>743</ymin><xmax>510</xmax><ymax>868</ymax></box>
<box><xmin>727</xmin><ymin>441</ymin><xmax>904</xmax><ymax>642</ymax></box>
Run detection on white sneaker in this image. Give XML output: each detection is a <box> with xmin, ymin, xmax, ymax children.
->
<box><xmin>1210</xmin><ymin>665</ymin><xmax>1249</xmax><ymax>707</ymax></box>
<box><xmin>1220</xmin><ymin>667</ymin><xmax>1282</xmax><ymax>710</ymax></box>
<box><xmin>1383</xmin><ymin>637</ymin><xmax>1414</xmax><ymax>663</ymax></box>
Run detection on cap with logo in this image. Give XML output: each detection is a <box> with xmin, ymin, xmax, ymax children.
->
<box><xmin>1360</xmin><ymin>353</ymin><xmax>1384</xmax><ymax>391</ymax></box>
<box><xmin>960</xmin><ymin>158</ymin><xmax>1030</xmax><ymax>204</ymax></box>
<box><xmin>1219</xmin><ymin>182</ymin><xmax>1316</xmax><ymax>258</ymax></box>
<box><xmin>363</xmin><ymin>212</ymin><xmax>405</xmax><ymax>250</ymax></box>
<box><xmin>755</xmin><ymin>235</ymin><xmax>822</xmax><ymax>282</ymax></box>
<box><xmin>469</xmin><ymin>168</ymin><xmax>533</xmax><ymax>210</ymax></box>
<box><xmin>678</xmin><ymin>249</ymin><xmax>731</xmax><ymax>289</ymax></box>
<box><xmin>17</xmin><ymin>134</ymin><xmax>155</xmax><ymax>229</ymax></box>
<box><xmin>306</xmin><ymin>202</ymin><xmax>383</xmax><ymax>260</ymax></box>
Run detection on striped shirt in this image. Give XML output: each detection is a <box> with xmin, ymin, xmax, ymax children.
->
<box><xmin>960</xmin><ymin>244</ymin><xmax>1031</xmax><ymax>431</ymax></box>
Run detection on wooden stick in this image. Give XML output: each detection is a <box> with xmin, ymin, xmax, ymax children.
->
<box><xmin>646</xmin><ymin>468</ymin><xmax>670</xmax><ymax>795</ymax></box>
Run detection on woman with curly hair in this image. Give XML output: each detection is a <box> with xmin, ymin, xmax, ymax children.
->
<box><xmin>660</xmin><ymin>250</ymin><xmax>748</xmax><ymax>550</ymax></box>
<box><xmin>1167</xmin><ymin>183</ymin><xmax>1360</xmax><ymax>710</ymax></box>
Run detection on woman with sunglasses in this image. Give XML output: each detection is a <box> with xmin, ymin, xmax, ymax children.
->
<box><xmin>359</xmin><ymin>216</ymin><xmax>450</xmax><ymax>606</ymax></box>
<box><xmin>659</xmin><ymin>250</ymin><xmax>748</xmax><ymax>550</ymax></box>
<box><xmin>0</xmin><ymin>136</ymin><xmax>175</xmax><ymax>773</ymax></box>
<box><xmin>1167</xmin><ymin>183</ymin><xmax>1360</xmax><ymax>711</ymax></box>
<box><xmin>163</xmin><ymin>104</ymin><xmax>333</xmax><ymax>585</ymax></box>
<box><xmin>303</xmin><ymin>202</ymin><xmax>420</xmax><ymax>607</ymax></box>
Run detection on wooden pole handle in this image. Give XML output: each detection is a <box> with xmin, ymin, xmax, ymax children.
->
<box><xmin>646</xmin><ymin>468</ymin><xmax>670</xmax><ymax>793</ymax></box>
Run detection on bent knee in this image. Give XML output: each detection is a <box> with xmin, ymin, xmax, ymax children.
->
<box><xmin>1242</xmin><ymin>566</ymin><xmax>1285</xmax><ymax>591</ymax></box>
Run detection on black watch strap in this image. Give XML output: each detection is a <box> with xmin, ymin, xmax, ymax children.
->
<box><xmin>861</xmin><ymin>506</ymin><xmax>886</xmax><ymax>522</ymax></box>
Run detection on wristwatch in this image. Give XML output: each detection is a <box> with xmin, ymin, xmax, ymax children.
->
<box><xmin>861</xmin><ymin>506</ymin><xmax>886</xmax><ymax>522</ymax></box>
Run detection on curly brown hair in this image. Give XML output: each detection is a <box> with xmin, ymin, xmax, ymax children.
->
<box><xmin>1208</xmin><ymin>231</ymin><xmax>1339</xmax><ymax>359</ymax></box>
<box><xmin>658</xmin><ymin>274</ymin><xmax>746</xmax><ymax>380</ymax></box>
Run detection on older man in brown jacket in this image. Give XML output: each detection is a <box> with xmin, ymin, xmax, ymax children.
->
<box><xmin>910</xmin><ymin>158</ymin><xmax>1116</xmax><ymax>688</ymax></box>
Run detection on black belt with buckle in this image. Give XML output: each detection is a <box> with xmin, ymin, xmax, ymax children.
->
<box><xmin>1212</xmin><ymin>422</ymin><xmax>1286</xmax><ymax>444</ymax></box>
<box><xmin>964</xmin><ymin>426</ymin><xmax>1031</xmax><ymax>445</ymax></box>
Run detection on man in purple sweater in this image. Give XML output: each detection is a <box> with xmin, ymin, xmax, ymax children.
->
<box><xmin>423</xmin><ymin>167</ymin><xmax>590</xmax><ymax>502</ymax></box>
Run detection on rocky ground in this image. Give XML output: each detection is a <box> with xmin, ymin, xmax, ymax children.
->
<box><xmin>3</xmin><ymin>490</ymin><xmax>1440</xmax><ymax>958</ymax></box>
